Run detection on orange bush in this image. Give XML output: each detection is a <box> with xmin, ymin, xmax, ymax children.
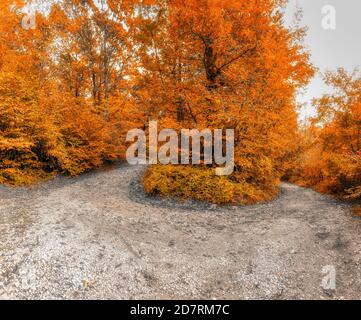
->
<box><xmin>143</xmin><ymin>165</ymin><xmax>278</xmax><ymax>205</ymax></box>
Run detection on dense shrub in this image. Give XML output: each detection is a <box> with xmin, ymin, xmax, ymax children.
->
<box><xmin>143</xmin><ymin>165</ymin><xmax>279</xmax><ymax>205</ymax></box>
<box><xmin>0</xmin><ymin>72</ymin><xmax>124</xmax><ymax>184</ymax></box>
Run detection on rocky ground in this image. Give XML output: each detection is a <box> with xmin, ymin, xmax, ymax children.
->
<box><xmin>1</xmin><ymin>164</ymin><xmax>361</xmax><ymax>300</ymax></box>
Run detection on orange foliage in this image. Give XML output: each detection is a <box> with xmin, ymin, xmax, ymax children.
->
<box><xmin>144</xmin><ymin>165</ymin><xmax>279</xmax><ymax>205</ymax></box>
<box><xmin>290</xmin><ymin>69</ymin><xmax>361</xmax><ymax>201</ymax></box>
<box><xmin>139</xmin><ymin>0</ymin><xmax>313</xmax><ymax>203</ymax></box>
<box><xmin>0</xmin><ymin>0</ymin><xmax>141</xmax><ymax>184</ymax></box>
<box><xmin>1</xmin><ymin>0</ymin><xmax>315</xmax><ymax>206</ymax></box>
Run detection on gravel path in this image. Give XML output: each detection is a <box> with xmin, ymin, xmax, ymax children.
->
<box><xmin>0</xmin><ymin>164</ymin><xmax>361</xmax><ymax>300</ymax></box>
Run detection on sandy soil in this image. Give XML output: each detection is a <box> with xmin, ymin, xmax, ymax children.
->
<box><xmin>1</xmin><ymin>164</ymin><xmax>361</xmax><ymax>300</ymax></box>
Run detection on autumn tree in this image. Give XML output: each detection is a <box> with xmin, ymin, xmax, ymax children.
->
<box><xmin>292</xmin><ymin>69</ymin><xmax>361</xmax><ymax>200</ymax></box>
<box><xmin>0</xmin><ymin>0</ymin><xmax>142</xmax><ymax>184</ymax></box>
<box><xmin>139</xmin><ymin>0</ymin><xmax>314</xmax><ymax>204</ymax></box>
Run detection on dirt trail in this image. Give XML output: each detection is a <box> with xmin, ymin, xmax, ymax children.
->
<box><xmin>1</xmin><ymin>164</ymin><xmax>361</xmax><ymax>300</ymax></box>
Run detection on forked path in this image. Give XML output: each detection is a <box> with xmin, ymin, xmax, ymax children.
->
<box><xmin>1</xmin><ymin>165</ymin><xmax>361</xmax><ymax>299</ymax></box>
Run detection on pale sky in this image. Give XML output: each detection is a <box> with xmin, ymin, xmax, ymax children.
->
<box><xmin>284</xmin><ymin>0</ymin><xmax>361</xmax><ymax>121</ymax></box>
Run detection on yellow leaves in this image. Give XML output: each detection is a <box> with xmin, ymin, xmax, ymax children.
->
<box><xmin>59</xmin><ymin>108</ymin><xmax>121</xmax><ymax>176</ymax></box>
<box><xmin>143</xmin><ymin>165</ymin><xmax>278</xmax><ymax>205</ymax></box>
<box><xmin>0</xmin><ymin>137</ymin><xmax>34</xmax><ymax>151</ymax></box>
<box><xmin>0</xmin><ymin>65</ymin><xmax>126</xmax><ymax>185</ymax></box>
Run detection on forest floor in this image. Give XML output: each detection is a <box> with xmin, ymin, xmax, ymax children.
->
<box><xmin>1</xmin><ymin>164</ymin><xmax>361</xmax><ymax>300</ymax></box>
